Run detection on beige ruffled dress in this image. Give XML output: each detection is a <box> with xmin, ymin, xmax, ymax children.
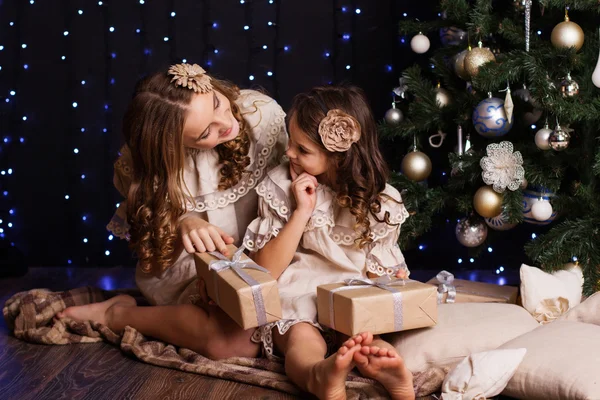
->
<box><xmin>243</xmin><ymin>163</ymin><xmax>410</xmax><ymax>358</ymax></box>
<box><xmin>107</xmin><ymin>90</ymin><xmax>288</xmax><ymax>305</ymax></box>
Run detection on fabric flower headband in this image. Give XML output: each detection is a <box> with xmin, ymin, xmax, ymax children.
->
<box><xmin>167</xmin><ymin>63</ymin><xmax>213</xmax><ymax>93</ymax></box>
<box><xmin>314</xmin><ymin>97</ymin><xmax>361</xmax><ymax>152</ymax></box>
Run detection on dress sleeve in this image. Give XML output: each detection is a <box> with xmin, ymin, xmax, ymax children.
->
<box><xmin>365</xmin><ymin>186</ymin><xmax>410</xmax><ymax>277</ymax></box>
<box><xmin>242</xmin><ymin>171</ymin><xmax>291</xmax><ymax>252</ymax></box>
<box><xmin>106</xmin><ymin>146</ymin><xmax>133</xmax><ymax>240</ymax></box>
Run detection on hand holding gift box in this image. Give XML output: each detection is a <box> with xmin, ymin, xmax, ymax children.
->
<box><xmin>317</xmin><ymin>275</ymin><xmax>437</xmax><ymax>336</ymax></box>
<box><xmin>428</xmin><ymin>270</ymin><xmax>518</xmax><ymax>304</ymax></box>
<box><xmin>194</xmin><ymin>244</ymin><xmax>282</xmax><ymax>330</ymax></box>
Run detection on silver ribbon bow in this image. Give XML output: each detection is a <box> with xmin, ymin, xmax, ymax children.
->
<box><xmin>208</xmin><ymin>247</ymin><xmax>269</xmax><ymax>326</ymax></box>
<box><xmin>434</xmin><ymin>270</ymin><xmax>456</xmax><ymax>304</ymax></box>
<box><xmin>329</xmin><ymin>275</ymin><xmax>409</xmax><ymax>332</ymax></box>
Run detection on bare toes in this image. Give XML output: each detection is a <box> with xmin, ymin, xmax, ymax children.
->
<box><xmin>377</xmin><ymin>348</ymin><xmax>389</xmax><ymax>357</ymax></box>
<box><xmin>353</xmin><ymin>349</ymin><xmax>369</xmax><ymax>366</ymax></box>
<box><xmin>369</xmin><ymin>346</ymin><xmax>380</xmax><ymax>355</ymax></box>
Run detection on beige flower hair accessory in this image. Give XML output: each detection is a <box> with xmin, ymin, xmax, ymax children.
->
<box><xmin>318</xmin><ymin>109</ymin><xmax>362</xmax><ymax>152</ymax></box>
<box><xmin>167</xmin><ymin>63</ymin><xmax>213</xmax><ymax>93</ymax></box>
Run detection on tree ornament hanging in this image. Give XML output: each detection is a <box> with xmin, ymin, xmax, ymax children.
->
<box><xmin>549</xmin><ymin>123</ymin><xmax>571</xmax><ymax>151</ymax></box>
<box><xmin>401</xmin><ymin>150</ymin><xmax>432</xmax><ymax>182</ymax></box>
<box><xmin>534</xmin><ymin>120</ymin><xmax>553</xmax><ymax>150</ymax></box>
<box><xmin>473</xmin><ymin>185</ymin><xmax>503</xmax><ymax>218</ymax></box>
<box><xmin>456</xmin><ymin>217</ymin><xmax>488</xmax><ymax>248</ymax></box>
<box><xmin>551</xmin><ymin>8</ymin><xmax>584</xmax><ymax>51</ymax></box>
<box><xmin>523</xmin><ymin>186</ymin><xmax>557</xmax><ymax>225</ymax></box>
<box><xmin>558</xmin><ymin>73</ymin><xmax>580</xmax><ymax>97</ymax></box>
<box><xmin>480</xmin><ymin>141</ymin><xmax>525</xmax><ymax>193</ymax></box>
<box><xmin>472</xmin><ymin>93</ymin><xmax>514</xmax><ymax>138</ymax></box>
<box><xmin>411</xmin><ymin>32</ymin><xmax>430</xmax><ymax>54</ymax></box>
<box><xmin>464</xmin><ymin>41</ymin><xmax>496</xmax><ymax>77</ymax></box>
<box><xmin>384</xmin><ymin>102</ymin><xmax>403</xmax><ymax>125</ymax></box>
<box><xmin>435</xmin><ymin>83</ymin><xmax>452</xmax><ymax>108</ymax></box>
<box><xmin>531</xmin><ymin>199</ymin><xmax>554</xmax><ymax>221</ymax></box>
<box><xmin>453</xmin><ymin>49</ymin><xmax>470</xmax><ymax>80</ymax></box>
<box><xmin>401</xmin><ymin>136</ymin><xmax>432</xmax><ymax>182</ymax></box>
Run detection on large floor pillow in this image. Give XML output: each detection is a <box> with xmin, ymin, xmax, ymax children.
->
<box><xmin>499</xmin><ymin>320</ymin><xmax>600</xmax><ymax>399</ymax></box>
<box><xmin>385</xmin><ymin>303</ymin><xmax>539</xmax><ymax>373</ymax></box>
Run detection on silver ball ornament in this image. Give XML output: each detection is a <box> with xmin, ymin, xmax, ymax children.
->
<box><xmin>548</xmin><ymin>125</ymin><xmax>571</xmax><ymax>151</ymax></box>
<box><xmin>559</xmin><ymin>73</ymin><xmax>580</xmax><ymax>97</ymax></box>
<box><xmin>456</xmin><ymin>217</ymin><xmax>488</xmax><ymax>248</ymax></box>
<box><xmin>384</xmin><ymin>107</ymin><xmax>403</xmax><ymax>125</ymax></box>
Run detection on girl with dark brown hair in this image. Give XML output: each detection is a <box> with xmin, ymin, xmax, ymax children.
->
<box><xmin>59</xmin><ymin>64</ymin><xmax>287</xmax><ymax>360</ymax></box>
<box><xmin>244</xmin><ymin>85</ymin><xmax>415</xmax><ymax>399</ymax></box>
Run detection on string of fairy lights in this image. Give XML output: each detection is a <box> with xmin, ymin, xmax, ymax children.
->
<box><xmin>2</xmin><ymin>0</ymin><xmax>401</xmax><ymax>266</ymax></box>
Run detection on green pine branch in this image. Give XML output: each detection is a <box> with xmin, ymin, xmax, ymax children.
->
<box><xmin>539</xmin><ymin>0</ymin><xmax>600</xmax><ymax>12</ymax></box>
<box><xmin>389</xmin><ymin>173</ymin><xmax>446</xmax><ymax>249</ymax></box>
<box><xmin>466</xmin><ymin>0</ymin><xmax>494</xmax><ymax>38</ymax></box>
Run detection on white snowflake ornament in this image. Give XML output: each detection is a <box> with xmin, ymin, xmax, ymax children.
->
<box><xmin>480</xmin><ymin>141</ymin><xmax>525</xmax><ymax>193</ymax></box>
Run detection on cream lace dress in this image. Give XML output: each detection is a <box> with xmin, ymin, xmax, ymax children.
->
<box><xmin>243</xmin><ymin>163</ymin><xmax>410</xmax><ymax>358</ymax></box>
<box><xmin>107</xmin><ymin>90</ymin><xmax>288</xmax><ymax>305</ymax></box>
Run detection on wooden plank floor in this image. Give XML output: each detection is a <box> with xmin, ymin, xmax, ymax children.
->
<box><xmin>0</xmin><ymin>267</ymin><xmax>298</xmax><ymax>400</ymax></box>
<box><xmin>0</xmin><ymin>267</ymin><xmax>520</xmax><ymax>400</ymax></box>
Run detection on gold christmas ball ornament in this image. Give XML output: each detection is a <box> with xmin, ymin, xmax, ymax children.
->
<box><xmin>435</xmin><ymin>86</ymin><xmax>452</xmax><ymax>108</ymax></box>
<box><xmin>473</xmin><ymin>185</ymin><xmax>503</xmax><ymax>218</ymax></box>
<box><xmin>548</xmin><ymin>125</ymin><xmax>571</xmax><ymax>151</ymax></box>
<box><xmin>559</xmin><ymin>73</ymin><xmax>580</xmax><ymax>97</ymax></box>
<box><xmin>551</xmin><ymin>15</ymin><xmax>584</xmax><ymax>51</ymax></box>
<box><xmin>456</xmin><ymin>217</ymin><xmax>488</xmax><ymax>248</ymax></box>
<box><xmin>464</xmin><ymin>45</ymin><xmax>496</xmax><ymax>78</ymax></box>
<box><xmin>401</xmin><ymin>150</ymin><xmax>432</xmax><ymax>182</ymax></box>
<box><xmin>454</xmin><ymin>49</ymin><xmax>470</xmax><ymax>80</ymax></box>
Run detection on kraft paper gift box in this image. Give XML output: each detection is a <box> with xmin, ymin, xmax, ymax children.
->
<box><xmin>427</xmin><ymin>270</ymin><xmax>518</xmax><ymax>304</ymax></box>
<box><xmin>194</xmin><ymin>244</ymin><xmax>282</xmax><ymax>330</ymax></box>
<box><xmin>317</xmin><ymin>277</ymin><xmax>437</xmax><ymax>336</ymax></box>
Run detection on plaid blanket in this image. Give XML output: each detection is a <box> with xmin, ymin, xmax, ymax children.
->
<box><xmin>3</xmin><ymin>286</ymin><xmax>446</xmax><ymax>399</ymax></box>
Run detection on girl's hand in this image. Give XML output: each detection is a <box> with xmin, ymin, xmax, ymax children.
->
<box><xmin>395</xmin><ymin>266</ymin><xmax>409</xmax><ymax>280</ymax></box>
<box><xmin>290</xmin><ymin>168</ymin><xmax>318</xmax><ymax>218</ymax></box>
<box><xmin>179</xmin><ymin>215</ymin><xmax>234</xmax><ymax>255</ymax></box>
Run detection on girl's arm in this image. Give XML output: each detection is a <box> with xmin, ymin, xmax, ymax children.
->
<box><xmin>252</xmin><ymin>171</ymin><xmax>318</xmax><ymax>280</ymax></box>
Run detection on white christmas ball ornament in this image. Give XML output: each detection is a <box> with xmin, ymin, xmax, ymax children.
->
<box><xmin>531</xmin><ymin>200</ymin><xmax>553</xmax><ymax>221</ymax></box>
<box><xmin>411</xmin><ymin>33</ymin><xmax>430</xmax><ymax>54</ymax></box>
<box><xmin>534</xmin><ymin>125</ymin><xmax>553</xmax><ymax>150</ymax></box>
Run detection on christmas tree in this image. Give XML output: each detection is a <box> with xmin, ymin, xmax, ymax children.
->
<box><xmin>383</xmin><ymin>0</ymin><xmax>600</xmax><ymax>295</ymax></box>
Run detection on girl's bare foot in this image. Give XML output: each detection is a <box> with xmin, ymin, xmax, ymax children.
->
<box><xmin>57</xmin><ymin>294</ymin><xmax>136</xmax><ymax>332</ymax></box>
<box><xmin>340</xmin><ymin>331</ymin><xmax>373</xmax><ymax>349</ymax></box>
<box><xmin>354</xmin><ymin>345</ymin><xmax>415</xmax><ymax>400</ymax></box>
<box><xmin>307</xmin><ymin>343</ymin><xmax>361</xmax><ymax>400</ymax></box>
